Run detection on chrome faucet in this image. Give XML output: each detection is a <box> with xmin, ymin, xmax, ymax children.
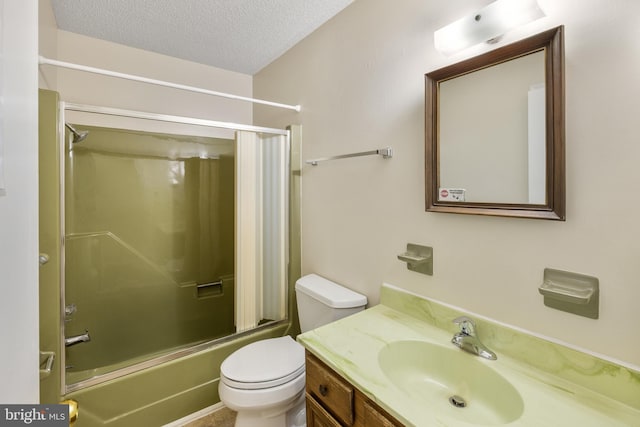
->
<box><xmin>451</xmin><ymin>316</ymin><xmax>497</xmax><ymax>360</ymax></box>
<box><xmin>65</xmin><ymin>330</ymin><xmax>91</xmax><ymax>347</ymax></box>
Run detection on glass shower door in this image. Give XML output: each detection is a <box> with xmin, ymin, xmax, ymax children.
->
<box><xmin>63</xmin><ymin>125</ymin><xmax>237</xmax><ymax>385</ymax></box>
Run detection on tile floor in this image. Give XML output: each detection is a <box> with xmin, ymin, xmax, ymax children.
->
<box><xmin>181</xmin><ymin>407</ymin><xmax>236</xmax><ymax>427</ymax></box>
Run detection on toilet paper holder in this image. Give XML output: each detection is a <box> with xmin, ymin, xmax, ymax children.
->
<box><xmin>397</xmin><ymin>243</ymin><xmax>433</xmax><ymax>276</ymax></box>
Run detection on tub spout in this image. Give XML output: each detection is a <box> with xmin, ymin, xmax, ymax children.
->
<box><xmin>65</xmin><ymin>330</ymin><xmax>91</xmax><ymax>347</ymax></box>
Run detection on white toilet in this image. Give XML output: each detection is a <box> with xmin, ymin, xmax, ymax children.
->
<box><xmin>218</xmin><ymin>273</ymin><xmax>367</xmax><ymax>427</ymax></box>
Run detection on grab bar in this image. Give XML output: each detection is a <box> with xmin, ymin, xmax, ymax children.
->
<box><xmin>306</xmin><ymin>147</ymin><xmax>393</xmax><ymax>166</ymax></box>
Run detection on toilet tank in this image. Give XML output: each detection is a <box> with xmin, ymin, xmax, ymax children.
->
<box><xmin>295</xmin><ymin>274</ymin><xmax>367</xmax><ymax>333</ymax></box>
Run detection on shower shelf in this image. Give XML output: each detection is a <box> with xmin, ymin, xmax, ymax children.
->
<box><xmin>306</xmin><ymin>147</ymin><xmax>393</xmax><ymax>166</ymax></box>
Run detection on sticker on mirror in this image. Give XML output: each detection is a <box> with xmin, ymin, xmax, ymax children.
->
<box><xmin>439</xmin><ymin>188</ymin><xmax>466</xmax><ymax>202</ymax></box>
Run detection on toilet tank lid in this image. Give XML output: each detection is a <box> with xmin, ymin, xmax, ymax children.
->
<box><xmin>295</xmin><ymin>274</ymin><xmax>367</xmax><ymax>308</ymax></box>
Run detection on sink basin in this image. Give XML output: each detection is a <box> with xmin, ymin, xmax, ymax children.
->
<box><xmin>378</xmin><ymin>340</ymin><xmax>524</xmax><ymax>425</ymax></box>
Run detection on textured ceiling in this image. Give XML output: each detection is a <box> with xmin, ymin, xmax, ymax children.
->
<box><xmin>50</xmin><ymin>0</ymin><xmax>354</xmax><ymax>75</ymax></box>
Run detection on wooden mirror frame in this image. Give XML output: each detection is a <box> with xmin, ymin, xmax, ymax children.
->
<box><xmin>425</xmin><ymin>26</ymin><xmax>565</xmax><ymax>220</ymax></box>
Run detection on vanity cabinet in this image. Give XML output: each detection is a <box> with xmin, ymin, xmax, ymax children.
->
<box><xmin>305</xmin><ymin>352</ymin><xmax>403</xmax><ymax>427</ymax></box>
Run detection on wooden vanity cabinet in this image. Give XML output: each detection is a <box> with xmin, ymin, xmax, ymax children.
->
<box><xmin>305</xmin><ymin>351</ymin><xmax>403</xmax><ymax>427</ymax></box>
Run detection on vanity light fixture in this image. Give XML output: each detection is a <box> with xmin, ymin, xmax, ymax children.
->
<box><xmin>434</xmin><ymin>0</ymin><xmax>545</xmax><ymax>56</ymax></box>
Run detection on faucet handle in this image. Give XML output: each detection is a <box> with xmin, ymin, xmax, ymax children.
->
<box><xmin>453</xmin><ymin>316</ymin><xmax>476</xmax><ymax>335</ymax></box>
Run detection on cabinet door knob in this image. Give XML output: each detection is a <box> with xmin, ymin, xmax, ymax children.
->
<box><xmin>318</xmin><ymin>384</ymin><xmax>328</xmax><ymax>396</ymax></box>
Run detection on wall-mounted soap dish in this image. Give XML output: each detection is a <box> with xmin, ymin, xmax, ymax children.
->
<box><xmin>538</xmin><ymin>268</ymin><xmax>599</xmax><ymax>319</ymax></box>
<box><xmin>397</xmin><ymin>243</ymin><xmax>433</xmax><ymax>276</ymax></box>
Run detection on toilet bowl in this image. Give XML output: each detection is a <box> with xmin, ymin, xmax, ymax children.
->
<box><xmin>218</xmin><ymin>274</ymin><xmax>367</xmax><ymax>427</ymax></box>
<box><xmin>219</xmin><ymin>336</ymin><xmax>306</xmax><ymax>427</ymax></box>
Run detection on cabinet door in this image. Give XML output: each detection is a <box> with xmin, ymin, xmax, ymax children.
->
<box><xmin>306</xmin><ymin>354</ymin><xmax>354</xmax><ymax>425</ymax></box>
<box><xmin>306</xmin><ymin>393</ymin><xmax>343</xmax><ymax>427</ymax></box>
<box><xmin>362</xmin><ymin>400</ymin><xmax>400</xmax><ymax>427</ymax></box>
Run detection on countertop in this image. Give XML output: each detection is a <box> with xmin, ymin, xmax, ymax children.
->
<box><xmin>297</xmin><ymin>284</ymin><xmax>640</xmax><ymax>427</ymax></box>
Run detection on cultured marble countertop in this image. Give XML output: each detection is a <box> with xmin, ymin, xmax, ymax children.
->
<box><xmin>297</xmin><ymin>283</ymin><xmax>640</xmax><ymax>427</ymax></box>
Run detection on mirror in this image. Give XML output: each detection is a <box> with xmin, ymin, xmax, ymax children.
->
<box><xmin>426</xmin><ymin>26</ymin><xmax>565</xmax><ymax>220</ymax></box>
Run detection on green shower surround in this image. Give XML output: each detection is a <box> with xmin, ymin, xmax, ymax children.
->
<box><xmin>39</xmin><ymin>89</ymin><xmax>63</xmax><ymax>404</ymax></box>
<box><xmin>38</xmin><ymin>90</ymin><xmax>303</xmax><ymax>426</ymax></box>
<box><xmin>64</xmin><ymin>124</ymin><xmax>237</xmax><ymax>384</ymax></box>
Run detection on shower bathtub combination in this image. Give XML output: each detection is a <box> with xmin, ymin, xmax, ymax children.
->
<box><xmin>38</xmin><ymin>84</ymin><xmax>301</xmax><ymax>426</ymax></box>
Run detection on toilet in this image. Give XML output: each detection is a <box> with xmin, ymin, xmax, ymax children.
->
<box><xmin>218</xmin><ymin>274</ymin><xmax>367</xmax><ymax>427</ymax></box>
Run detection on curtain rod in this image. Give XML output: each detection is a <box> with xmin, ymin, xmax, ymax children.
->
<box><xmin>39</xmin><ymin>56</ymin><xmax>301</xmax><ymax>112</ymax></box>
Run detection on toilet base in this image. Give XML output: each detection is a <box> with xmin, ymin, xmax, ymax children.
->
<box><xmin>233</xmin><ymin>393</ymin><xmax>306</xmax><ymax>427</ymax></box>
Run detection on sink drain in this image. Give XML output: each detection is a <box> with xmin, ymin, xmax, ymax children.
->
<box><xmin>449</xmin><ymin>395</ymin><xmax>467</xmax><ymax>408</ymax></box>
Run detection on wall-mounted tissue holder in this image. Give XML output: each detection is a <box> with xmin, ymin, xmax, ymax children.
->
<box><xmin>397</xmin><ymin>243</ymin><xmax>433</xmax><ymax>276</ymax></box>
<box><xmin>538</xmin><ymin>268</ymin><xmax>599</xmax><ymax>319</ymax></box>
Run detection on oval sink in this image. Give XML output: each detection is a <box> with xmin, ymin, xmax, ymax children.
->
<box><xmin>378</xmin><ymin>340</ymin><xmax>524</xmax><ymax>425</ymax></box>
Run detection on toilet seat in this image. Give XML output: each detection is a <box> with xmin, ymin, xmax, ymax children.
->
<box><xmin>220</xmin><ymin>336</ymin><xmax>305</xmax><ymax>390</ymax></box>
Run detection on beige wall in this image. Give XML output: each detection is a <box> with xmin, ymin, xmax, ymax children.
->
<box><xmin>254</xmin><ymin>0</ymin><xmax>640</xmax><ymax>367</ymax></box>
